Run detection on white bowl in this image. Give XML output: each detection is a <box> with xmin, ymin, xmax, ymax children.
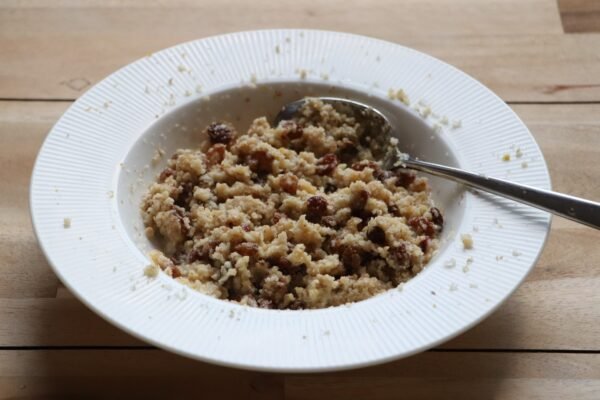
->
<box><xmin>31</xmin><ymin>30</ymin><xmax>551</xmax><ymax>372</ymax></box>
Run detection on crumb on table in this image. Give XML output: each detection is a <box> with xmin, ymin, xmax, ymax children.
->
<box><xmin>63</xmin><ymin>218</ymin><xmax>71</xmax><ymax>229</ymax></box>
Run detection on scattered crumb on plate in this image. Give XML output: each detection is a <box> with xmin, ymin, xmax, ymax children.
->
<box><xmin>63</xmin><ymin>218</ymin><xmax>71</xmax><ymax>229</ymax></box>
<box><xmin>461</xmin><ymin>233</ymin><xmax>473</xmax><ymax>249</ymax></box>
<box><xmin>444</xmin><ymin>258</ymin><xmax>456</xmax><ymax>268</ymax></box>
<box><xmin>516</xmin><ymin>147</ymin><xmax>523</xmax><ymax>158</ymax></box>
<box><xmin>144</xmin><ymin>263</ymin><xmax>159</xmax><ymax>278</ymax></box>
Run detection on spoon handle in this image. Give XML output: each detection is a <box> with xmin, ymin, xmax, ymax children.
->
<box><xmin>404</xmin><ymin>158</ymin><xmax>600</xmax><ymax>230</ymax></box>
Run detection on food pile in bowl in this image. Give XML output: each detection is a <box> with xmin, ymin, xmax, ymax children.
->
<box><xmin>141</xmin><ymin>98</ymin><xmax>443</xmax><ymax>309</ymax></box>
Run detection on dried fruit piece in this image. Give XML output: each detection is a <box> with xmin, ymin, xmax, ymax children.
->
<box><xmin>206</xmin><ymin>122</ymin><xmax>234</xmax><ymax>144</ymax></box>
<box><xmin>392</xmin><ymin>243</ymin><xmax>409</xmax><ymax>265</ymax></box>
<box><xmin>337</xmin><ymin>138</ymin><xmax>359</xmax><ymax>163</ymax></box>
<box><xmin>234</xmin><ymin>242</ymin><xmax>259</xmax><ymax>257</ymax></box>
<box><xmin>280</xmin><ymin>121</ymin><xmax>303</xmax><ymax>140</ymax></box>
<box><xmin>279</xmin><ymin>173</ymin><xmax>298</xmax><ymax>194</ymax></box>
<box><xmin>393</xmin><ymin>169</ymin><xmax>416</xmax><ymax>187</ymax></box>
<box><xmin>247</xmin><ymin>150</ymin><xmax>274</xmax><ymax>174</ymax></box>
<box><xmin>419</xmin><ymin>237</ymin><xmax>431</xmax><ymax>252</ymax></box>
<box><xmin>272</xmin><ymin>212</ymin><xmax>285</xmax><ymax>224</ymax></box>
<box><xmin>316</xmin><ymin>153</ymin><xmax>338</xmax><ymax>175</ymax></box>
<box><xmin>339</xmin><ymin>245</ymin><xmax>361</xmax><ymax>271</ymax></box>
<box><xmin>367</xmin><ymin>226</ymin><xmax>386</xmax><ymax>245</ymax></box>
<box><xmin>408</xmin><ymin>216</ymin><xmax>436</xmax><ymax>236</ymax></box>
<box><xmin>205</xmin><ymin>144</ymin><xmax>226</xmax><ymax>166</ymax></box>
<box><xmin>171</xmin><ymin>266</ymin><xmax>182</xmax><ymax>278</ymax></box>
<box><xmin>306</xmin><ymin>196</ymin><xmax>328</xmax><ymax>222</ymax></box>
<box><xmin>352</xmin><ymin>160</ymin><xmax>379</xmax><ymax>172</ymax></box>
<box><xmin>430</xmin><ymin>207</ymin><xmax>444</xmax><ymax>226</ymax></box>
<box><xmin>159</xmin><ymin>168</ymin><xmax>175</xmax><ymax>182</ymax></box>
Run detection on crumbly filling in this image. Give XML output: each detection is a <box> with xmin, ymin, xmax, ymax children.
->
<box><xmin>141</xmin><ymin>98</ymin><xmax>443</xmax><ymax>309</ymax></box>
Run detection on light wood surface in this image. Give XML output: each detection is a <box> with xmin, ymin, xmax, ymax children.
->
<box><xmin>1</xmin><ymin>1</ymin><xmax>599</xmax><ymax>398</ymax></box>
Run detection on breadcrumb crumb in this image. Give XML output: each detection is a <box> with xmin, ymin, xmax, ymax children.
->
<box><xmin>502</xmin><ymin>153</ymin><xmax>511</xmax><ymax>162</ymax></box>
<box><xmin>516</xmin><ymin>147</ymin><xmax>523</xmax><ymax>158</ymax></box>
<box><xmin>63</xmin><ymin>218</ymin><xmax>71</xmax><ymax>229</ymax></box>
<box><xmin>444</xmin><ymin>258</ymin><xmax>456</xmax><ymax>268</ymax></box>
<box><xmin>461</xmin><ymin>233</ymin><xmax>474</xmax><ymax>249</ymax></box>
<box><xmin>144</xmin><ymin>263</ymin><xmax>159</xmax><ymax>278</ymax></box>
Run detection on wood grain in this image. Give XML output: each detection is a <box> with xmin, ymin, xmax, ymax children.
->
<box><xmin>1</xmin><ymin>101</ymin><xmax>599</xmax><ymax>350</ymax></box>
<box><xmin>559</xmin><ymin>0</ymin><xmax>600</xmax><ymax>33</ymax></box>
<box><xmin>0</xmin><ymin>350</ymin><xmax>598</xmax><ymax>400</ymax></box>
<box><xmin>6</xmin><ymin>1</ymin><xmax>600</xmax><ymax>102</ymax></box>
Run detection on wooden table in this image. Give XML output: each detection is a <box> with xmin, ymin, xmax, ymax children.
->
<box><xmin>1</xmin><ymin>1</ymin><xmax>600</xmax><ymax>398</ymax></box>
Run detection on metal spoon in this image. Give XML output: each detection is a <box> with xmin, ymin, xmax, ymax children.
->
<box><xmin>275</xmin><ymin>97</ymin><xmax>600</xmax><ymax>230</ymax></box>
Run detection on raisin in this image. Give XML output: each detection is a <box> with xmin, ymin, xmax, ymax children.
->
<box><xmin>206</xmin><ymin>144</ymin><xmax>226</xmax><ymax>166</ymax></box>
<box><xmin>189</xmin><ymin>241</ymin><xmax>218</xmax><ymax>262</ymax></box>
<box><xmin>234</xmin><ymin>242</ymin><xmax>259</xmax><ymax>257</ymax></box>
<box><xmin>306</xmin><ymin>196</ymin><xmax>328</xmax><ymax>222</ymax></box>
<box><xmin>394</xmin><ymin>169</ymin><xmax>416</xmax><ymax>188</ymax></box>
<box><xmin>430</xmin><ymin>207</ymin><xmax>444</xmax><ymax>227</ymax></box>
<box><xmin>321</xmin><ymin>215</ymin><xmax>337</xmax><ymax>228</ymax></box>
<box><xmin>340</xmin><ymin>245</ymin><xmax>362</xmax><ymax>272</ymax></box>
<box><xmin>419</xmin><ymin>237</ymin><xmax>431</xmax><ymax>252</ymax></box>
<box><xmin>159</xmin><ymin>168</ymin><xmax>175</xmax><ymax>182</ymax></box>
<box><xmin>257</xmin><ymin>298</ymin><xmax>274</xmax><ymax>309</ymax></box>
<box><xmin>288</xmin><ymin>299</ymin><xmax>306</xmax><ymax>310</ymax></box>
<box><xmin>187</xmin><ymin>249</ymin><xmax>202</xmax><ymax>263</ymax></box>
<box><xmin>316</xmin><ymin>153</ymin><xmax>338</xmax><ymax>175</ymax></box>
<box><xmin>352</xmin><ymin>189</ymin><xmax>373</xmax><ymax>228</ymax></box>
<box><xmin>206</xmin><ymin>122</ymin><xmax>233</xmax><ymax>144</ymax></box>
<box><xmin>375</xmin><ymin>169</ymin><xmax>393</xmax><ymax>181</ymax></box>
<box><xmin>338</xmin><ymin>138</ymin><xmax>359</xmax><ymax>163</ymax></box>
<box><xmin>279</xmin><ymin>173</ymin><xmax>298</xmax><ymax>194</ymax></box>
<box><xmin>272</xmin><ymin>212</ymin><xmax>285</xmax><ymax>224</ymax></box>
<box><xmin>171</xmin><ymin>266</ymin><xmax>182</xmax><ymax>278</ymax></box>
<box><xmin>280</xmin><ymin>121</ymin><xmax>303</xmax><ymax>140</ymax></box>
<box><xmin>173</xmin><ymin>207</ymin><xmax>190</xmax><ymax>235</ymax></box>
<box><xmin>269</xmin><ymin>257</ymin><xmax>301</xmax><ymax>275</ymax></box>
<box><xmin>408</xmin><ymin>216</ymin><xmax>436</xmax><ymax>237</ymax></box>
<box><xmin>324</xmin><ymin>183</ymin><xmax>337</xmax><ymax>193</ymax></box>
<box><xmin>247</xmin><ymin>150</ymin><xmax>274</xmax><ymax>174</ymax></box>
<box><xmin>241</xmin><ymin>223</ymin><xmax>252</xmax><ymax>232</ymax></box>
<box><xmin>351</xmin><ymin>189</ymin><xmax>370</xmax><ymax>214</ymax></box>
<box><xmin>392</xmin><ymin>243</ymin><xmax>409</xmax><ymax>265</ymax></box>
<box><xmin>351</xmin><ymin>160</ymin><xmax>379</xmax><ymax>172</ymax></box>
<box><xmin>367</xmin><ymin>226</ymin><xmax>386</xmax><ymax>245</ymax></box>
<box><xmin>174</xmin><ymin>181</ymin><xmax>194</xmax><ymax>208</ymax></box>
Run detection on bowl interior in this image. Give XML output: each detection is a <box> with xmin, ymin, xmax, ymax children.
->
<box><xmin>117</xmin><ymin>81</ymin><xmax>466</xmax><ymax>285</ymax></box>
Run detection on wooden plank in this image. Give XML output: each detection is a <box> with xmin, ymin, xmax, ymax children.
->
<box><xmin>4</xmin><ymin>1</ymin><xmax>596</xmax><ymax>102</ymax></box>
<box><xmin>1</xmin><ymin>101</ymin><xmax>599</xmax><ymax>349</ymax></box>
<box><xmin>0</xmin><ymin>349</ymin><xmax>284</xmax><ymax>399</ymax></box>
<box><xmin>0</xmin><ymin>350</ymin><xmax>597</xmax><ymax>399</ymax></box>
<box><xmin>0</xmin><ymin>101</ymin><xmax>67</xmax><ymax>299</ymax></box>
<box><xmin>286</xmin><ymin>353</ymin><xmax>600</xmax><ymax>400</ymax></box>
<box><xmin>559</xmin><ymin>0</ymin><xmax>600</xmax><ymax>33</ymax></box>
